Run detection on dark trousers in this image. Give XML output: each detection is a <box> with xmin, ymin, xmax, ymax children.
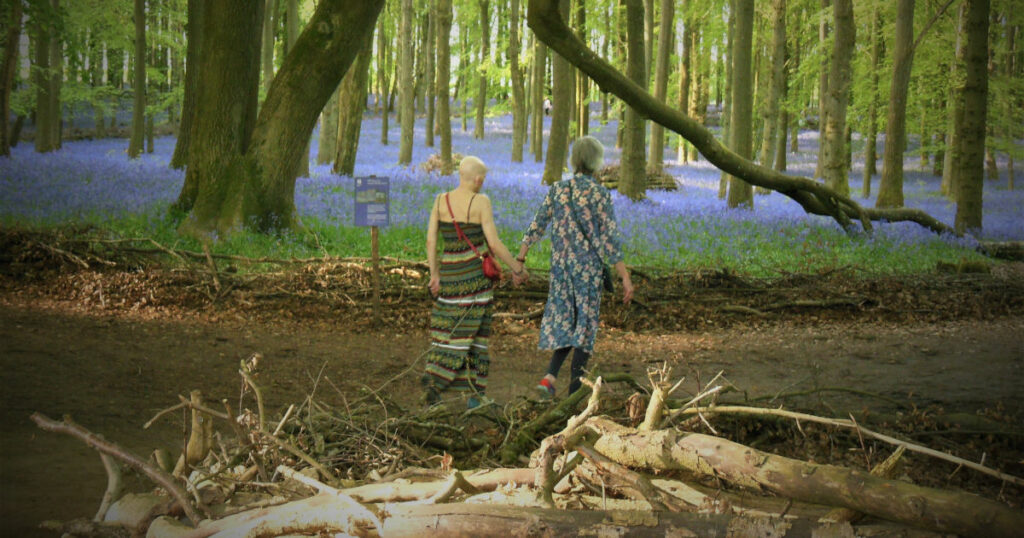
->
<box><xmin>546</xmin><ymin>347</ymin><xmax>590</xmax><ymax>395</ymax></box>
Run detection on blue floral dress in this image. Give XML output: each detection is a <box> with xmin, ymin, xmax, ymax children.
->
<box><xmin>521</xmin><ymin>174</ymin><xmax>624</xmax><ymax>353</ymax></box>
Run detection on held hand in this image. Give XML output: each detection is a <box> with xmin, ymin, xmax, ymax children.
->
<box><xmin>513</xmin><ymin>267</ymin><xmax>529</xmax><ymax>286</ymax></box>
<box><xmin>428</xmin><ymin>275</ymin><xmax>441</xmax><ymax>296</ymax></box>
<box><xmin>621</xmin><ymin>277</ymin><xmax>634</xmax><ymax>305</ymax></box>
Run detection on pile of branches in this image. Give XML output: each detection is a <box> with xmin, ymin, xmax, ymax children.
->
<box><xmin>32</xmin><ymin>359</ymin><xmax>1024</xmax><ymax>537</ymax></box>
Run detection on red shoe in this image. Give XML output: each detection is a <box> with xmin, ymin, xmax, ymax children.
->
<box><xmin>535</xmin><ymin>378</ymin><xmax>555</xmax><ymax>399</ymax></box>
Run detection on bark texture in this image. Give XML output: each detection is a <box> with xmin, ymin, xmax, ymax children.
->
<box><xmin>333</xmin><ymin>33</ymin><xmax>373</xmax><ymax>176</ymax></box>
<box><xmin>876</xmin><ymin>0</ymin><xmax>915</xmax><ymax>208</ymax></box>
<box><xmin>541</xmin><ymin>0</ymin><xmax>572</xmax><ymax>184</ymax></box>
<box><xmin>171</xmin><ymin>0</ymin><xmax>201</xmax><ymax>169</ymax></box>
<box><xmin>648</xmin><ymin>0</ymin><xmax>673</xmax><ymax>168</ymax></box>
<box><xmin>0</xmin><ymin>0</ymin><xmax>22</xmax><ymax>156</ymax></box>
<box><xmin>436</xmin><ymin>0</ymin><xmax>453</xmax><ymax>174</ymax></box>
<box><xmin>954</xmin><ymin>0</ymin><xmax>990</xmax><ymax>234</ymax></box>
<box><xmin>474</xmin><ymin>0</ymin><xmax>490</xmax><ymax>140</ymax></box>
<box><xmin>821</xmin><ymin>0</ymin><xmax>854</xmax><ymax>196</ymax></box>
<box><xmin>862</xmin><ymin>5</ymin><xmax>881</xmax><ymax>196</ymax></box>
<box><xmin>726</xmin><ymin>0</ymin><xmax>753</xmax><ymax>208</ymax></box>
<box><xmin>618</xmin><ymin>0</ymin><xmax>646</xmax><ymax>199</ymax></box>
<box><xmin>398</xmin><ymin>0</ymin><xmax>414</xmax><ymax>164</ymax></box>
<box><xmin>509</xmin><ymin>0</ymin><xmax>526</xmax><ymax>162</ymax></box>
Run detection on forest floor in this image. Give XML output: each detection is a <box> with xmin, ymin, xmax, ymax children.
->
<box><xmin>1</xmin><ymin>251</ymin><xmax>1023</xmax><ymax>536</ymax></box>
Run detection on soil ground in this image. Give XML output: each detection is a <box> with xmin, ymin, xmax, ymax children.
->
<box><xmin>1</xmin><ymin>246</ymin><xmax>1022</xmax><ymax>536</ymax></box>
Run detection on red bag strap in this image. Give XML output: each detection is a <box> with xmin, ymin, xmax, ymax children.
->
<box><xmin>445</xmin><ymin>194</ymin><xmax>483</xmax><ymax>259</ymax></box>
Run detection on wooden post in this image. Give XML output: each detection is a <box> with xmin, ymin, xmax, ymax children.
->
<box><xmin>371</xmin><ymin>225</ymin><xmax>381</xmax><ymax>325</ymax></box>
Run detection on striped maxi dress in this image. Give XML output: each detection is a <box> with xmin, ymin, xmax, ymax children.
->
<box><xmin>422</xmin><ymin>221</ymin><xmax>494</xmax><ymax>395</ymax></box>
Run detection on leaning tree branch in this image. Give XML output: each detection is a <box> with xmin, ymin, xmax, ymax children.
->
<box><xmin>30</xmin><ymin>413</ymin><xmax>204</xmax><ymax>525</ymax></box>
<box><xmin>526</xmin><ymin>0</ymin><xmax>959</xmax><ymax>237</ymax></box>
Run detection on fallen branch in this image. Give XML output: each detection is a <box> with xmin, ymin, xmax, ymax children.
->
<box><xmin>30</xmin><ymin>413</ymin><xmax>204</xmax><ymax>525</ymax></box>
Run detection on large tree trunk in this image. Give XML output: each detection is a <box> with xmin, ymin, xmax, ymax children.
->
<box><xmin>333</xmin><ymin>33</ymin><xmax>373</xmax><ymax>176</ymax></box>
<box><xmin>648</xmin><ymin>0</ymin><xmax>672</xmax><ymax>168</ymax></box>
<box><xmin>260</xmin><ymin>0</ymin><xmax>276</xmax><ymax>95</ymax></box>
<box><xmin>574</xmin><ymin>0</ymin><xmax>588</xmax><ymax>138</ymax></box>
<box><xmin>177</xmin><ymin>0</ymin><xmax>384</xmax><ymax>237</ymax></box>
<box><xmin>170</xmin><ymin>0</ymin><xmax>200</xmax><ymax>170</ymax></box>
<box><xmin>862</xmin><ymin>5</ymin><xmax>881</xmax><ymax>197</ymax></box>
<box><xmin>436</xmin><ymin>0</ymin><xmax>453</xmax><ymax>175</ymax></box>
<box><xmin>875</xmin><ymin>0</ymin><xmax>914</xmax><ymax>208</ymax></box>
<box><xmin>474</xmin><ymin>0</ymin><xmax>490</xmax><ymax>140</ymax></box>
<box><xmin>32</xmin><ymin>0</ymin><xmax>60</xmax><ymax>154</ymax></box>
<box><xmin>718</xmin><ymin>2</ymin><xmax>734</xmax><ymax>199</ymax></box>
<box><xmin>541</xmin><ymin>0</ymin><xmax>571</xmax><ymax>184</ymax></box>
<box><xmin>619</xmin><ymin>0</ymin><xmax>646</xmax><ymax>200</ymax></box>
<box><xmin>821</xmin><ymin>0</ymin><xmax>854</xmax><ymax>197</ymax></box>
<box><xmin>285</xmin><ymin>0</ymin><xmax>309</xmax><ymax>178</ymax></box>
<box><xmin>676</xmin><ymin>3</ymin><xmax>691</xmax><ymax>164</ymax></box>
<box><xmin>726</xmin><ymin>0</ymin><xmax>753</xmax><ymax>209</ymax></box>
<box><xmin>530</xmin><ymin>37</ymin><xmax>546</xmax><ymax>162</ymax></box>
<box><xmin>378</xmin><ymin>18</ymin><xmax>391</xmax><ymax>145</ymax></box>
<box><xmin>129</xmin><ymin>0</ymin><xmax>146</xmax><ymax>156</ymax></box>
<box><xmin>954</xmin><ymin>0</ymin><xmax>990</xmax><ymax>234</ymax></box>
<box><xmin>757</xmin><ymin>0</ymin><xmax>785</xmax><ymax>171</ymax></box>
<box><xmin>316</xmin><ymin>85</ymin><xmax>340</xmax><ymax>165</ymax></box>
<box><xmin>942</xmin><ymin>3</ymin><xmax>968</xmax><ymax>199</ymax></box>
<box><xmin>398</xmin><ymin>0</ymin><xmax>414</xmax><ymax>164</ymax></box>
<box><xmin>509</xmin><ymin>0</ymin><xmax>526</xmax><ymax>162</ymax></box>
<box><xmin>813</xmin><ymin>0</ymin><xmax>828</xmax><ymax>179</ymax></box>
<box><xmin>0</xmin><ymin>0</ymin><xmax>22</xmax><ymax>156</ymax></box>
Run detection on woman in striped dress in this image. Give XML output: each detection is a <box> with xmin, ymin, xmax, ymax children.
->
<box><xmin>423</xmin><ymin>156</ymin><xmax>526</xmax><ymax>407</ymax></box>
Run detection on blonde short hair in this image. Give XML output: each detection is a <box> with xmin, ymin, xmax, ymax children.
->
<box><xmin>570</xmin><ymin>136</ymin><xmax>604</xmax><ymax>175</ymax></box>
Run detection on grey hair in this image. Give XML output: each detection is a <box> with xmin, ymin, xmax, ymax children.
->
<box><xmin>570</xmin><ymin>136</ymin><xmax>605</xmax><ymax>175</ymax></box>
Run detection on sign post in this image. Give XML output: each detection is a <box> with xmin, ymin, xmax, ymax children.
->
<box><xmin>354</xmin><ymin>176</ymin><xmax>390</xmax><ymax>325</ymax></box>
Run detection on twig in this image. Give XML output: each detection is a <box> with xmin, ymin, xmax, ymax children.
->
<box><xmin>175</xmin><ymin>394</ymin><xmax>230</xmax><ymax>421</ymax></box>
<box><xmin>678</xmin><ymin>405</ymin><xmax>1024</xmax><ymax>487</ymax></box>
<box><xmin>30</xmin><ymin>413</ymin><xmax>204</xmax><ymax>525</ymax></box>
<box><xmin>201</xmin><ymin>243</ymin><xmax>221</xmax><ymax>293</ymax></box>
<box><xmin>414</xmin><ymin>471</ymin><xmax>482</xmax><ymax>504</ymax></box>
<box><xmin>222</xmin><ymin>399</ymin><xmax>268</xmax><ymax>482</ymax></box>
<box><xmin>93</xmin><ymin>452</ymin><xmax>123</xmax><ymax>522</ymax></box>
<box><xmin>277</xmin><ymin>464</ymin><xmax>339</xmax><ymax>495</ymax></box>
<box><xmin>493</xmin><ymin>307</ymin><xmax>545</xmax><ymax>320</ymax></box>
<box><xmin>576</xmin><ymin>442</ymin><xmax>695</xmax><ymax>512</ymax></box>
<box><xmin>660</xmin><ymin>383</ymin><xmax>724</xmax><ymax>428</ymax></box>
<box><xmin>262</xmin><ymin>432</ymin><xmax>334</xmax><ymax>483</ymax></box>
<box><xmin>273</xmin><ymin>404</ymin><xmax>296</xmax><ymax>437</ymax></box>
<box><xmin>238</xmin><ymin>366</ymin><xmax>265</xmax><ymax>433</ymax></box>
<box><xmin>143</xmin><ymin>402</ymin><xmax>187</xmax><ymax>429</ymax></box>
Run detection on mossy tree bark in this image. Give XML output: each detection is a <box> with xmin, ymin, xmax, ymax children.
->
<box><xmin>175</xmin><ymin>0</ymin><xmax>384</xmax><ymax>238</ymax></box>
<box><xmin>316</xmin><ymin>85</ymin><xmax>340</xmax><ymax>165</ymax></box>
<box><xmin>813</xmin><ymin>0</ymin><xmax>828</xmax><ymax>180</ymax></box>
<box><xmin>717</xmin><ymin>2</ymin><xmax>733</xmax><ymax>199</ymax></box>
<box><xmin>333</xmin><ymin>32</ymin><xmax>373</xmax><ymax>176</ymax></box>
<box><xmin>541</xmin><ymin>0</ymin><xmax>571</xmax><ymax>185</ymax></box>
<box><xmin>170</xmin><ymin>0</ymin><xmax>200</xmax><ymax>170</ymax></box>
<box><xmin>941</xmin><ymin>3</ymin><xmax>967</xmax><ymax>199</ymax></box>
<box><xmin>648</xmin><ymin>0</ymin><xmax>672</xmax><ymax>168</ymax></box>
<box><xmin>676</xmin><ymin>2</ymin><xmax>691</xmax><ymax>164</ymax></box>
<box><xmin>726</xmin><ymin>0</ymin><xmax>753</xmax><ymax>209</ymax></box>
<box><xmin>861</xmin><ymin>5</ymin><xmax>881</xmax><ymax>196</ymax></box>
<box><xmin>821</xmin><ymin>0</ymin><xmax>854</xmax><ymax>197</ymax></box>
<box><xmin>618</xmin><ymin>0</ymin><xmax>646</xmax><ymax>200</ymax></box>
<box><xmin>876</xmin><ymin>0</ymin><xmax>915</xmax><ymax>209</ymax></box>
<box><xmin>757</xmin><ymin>0</ymin><xmax>785</xmax><ymax>172</ymax></box>
<box><xmin>509</xmin><ymin>0</ymin><xmax>526</xmax><ymax>162</ymax></box>
<box><xmin>398</xmin><ymin>0</ymin><xmax>414</xmax><ymax>164</ymax></box>
<box><xmin>32</xmin><ymin>0</ymin><xmax>61</xmax><ymax>154</ymax></box>
<box><xmin>574</xmin><ymin>0</ymin><xmax>588</xmax><ymax>138</ymax></box>
<box><xmin>474</xmin><ymin>0</ymin><xmax>490</xmax><ymax>141</ymax></box>
<box><xmin>954</xmin><ymin>0</ymin><xmax>990</xmax><ymax>234</ymax></box>
<box><xmin>530</xmin><ymin>37</ymin><xmax>546</xmax><ymax>162</ymax></box>
<box><xmin>260</xmin><ymin>0</ymin><xmax>276</xmax><ymax>96</ymax></box>
<box><xmin>0</xmin><ymin>0</ymin><xmax>22</xmax><ymax>156</ymax></box>
<box><xmin>436</xmin><ymin>0</ymin><xmax>454</xmax><ymax>175</ymax></box>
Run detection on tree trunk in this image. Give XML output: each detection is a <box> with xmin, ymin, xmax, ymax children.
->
<box><xmin>676</xmin><ymin>4</ymin><xmax>691</xmax><ymax>164</ymax></box>
<box><xmin>726</xmin><ymin>0</ymin><xmax>754</xmax><ymax>209</ymax></box>
<box><xmin>757</xmin><ymin>0</ymin><xmax>785</xmax><ymax>171</ymax></box>
<box><xmin>333</xmin><ymin>33</ymin><xmax>373</xmax><ymax>176</ymax></box>
<box><xmin>378</xmin><ymin>19</ymin><xmax>390</xmax><ymax>145</ymax></box>
<box><xmin>813</xmin><ymin>0</ymin><xmax>828</xmax><ymax>180</ymax></box>
<box><xmin>317</xmin><ymin>85</ymin><xmax>340</xmax><ymax>165</ymax></box>
<box><xmin>942</xmin><ymin>3</ymin><xmax>968</xmax><ymax>199</ymax></box>
<box><xmin>261</xmin><ymin>0</ymin><xmax>276</xmax><ymax>95</ymax></box>
<box><xmin>128</xmin><ymin>0</ymin><xmax>144</xmax><ymax>159</ymax></box>
<box><xmin>718</xmin><ymin>2</ymin><xmax>734</xmax><ymax>199</ymax></box>
<box><xmin>398</xmin><ymin>0</ymin><xmax>414</xmax><ymax>164</ymax></box>
<box><xmin>642</xmin><ymin>0</ymin><xmax>653</xmax><ymax>88</ymax></box>
<box><xmin>436</xmin><ymin>0</ymin><xmax>453</xmax><ymax>174</ymax></box>
<box><xmin>542</xmin><ymin>0</ymin><xmax>572</xmax><ymax>184</ymax></box>
<box><xmin>821</xmin><ymin>0</ymin><xmax>854</xmax><ymax>197</ymax></box>
<box><xmin>170</xmin><ymin>0</ymin><xmax>200</xmax><ymax>169</ymax></box>
<box><xmin>474</xmin><ymin>0</ymin><xmax>490</xmax><ymax>140</ymax></box>
<box><xmin>648</xmin><ymin>0</ymin><xmax>672</xmax><ymax>168</ymax></box>
<box><xmin>285</xmin><ymin>0</ymin><xmax>309</xmax><ymax>178</ymax></box>
<box><xmin>424</xmin><ymin>5</ymin><xmax>435</xmax><ymax>148</ymax></box>
<box><xmin>575</xmin><ymin>0</ymin><xmax>588</xmax><ymax>138</ymax></box>
<box><xmin>587</xmin><ymin>417</ymin><xmax>1024</xmax><ymax>538</ymax></box>
<box><xmin>0</xmin><ymin>0</ymin><xmax>22</xmax><ymax>156</ymax></box>
<box><xmin>875</xmin><ymin>0</ymin><xmax>914</xmax><ymax>209</ymax></box>
<box><xmin>619</xmin><ymin>0</ymin><xmax>646</xmax><ymax>200</ymax></box>
<box><xmin>510</xmin><ymin>0</ymin><xmax>526</xmax><ymax>162</ymax></box>
<box><xmin>92</xmin><ymin>38</ymin><xmax>106</xmax><ymax>139</ymax></box>
<box><xmin>774</xmin><ymin>109</ymin><xmax>788</xmax><ymax>172</ymax></box>
<box><xmin>530</xmin><ymin>36</ymin><xmax>546</xmax><ymax>162</ymax></box>
<box><xmin>32</xmin><ymin>1</ymin><xmax>56</xmax><ymax>153</ymax></box>
<box><xmin>954</xmin><ymin>0</ymin><xmax>990</xmax><ymax>234</ymax></box>
<box><xmin>862</xmin><ymin>4</ymin><xmax>880</xmax><ymax>196</ymax></box>
<box><xmin>176</xmin><ymin>0</ymin><xmax>384</xmax><ymax>238</ymax></box>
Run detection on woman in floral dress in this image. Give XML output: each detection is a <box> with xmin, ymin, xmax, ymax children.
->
<box><xmin>423</xmin><ymin>156</ymin><xmax>526</xmax><ymax>408</ymax></box>
<box><xmin>516</xmin><ymin>137</ymin><xmax>634</xmax><ymax>398</ymax></box>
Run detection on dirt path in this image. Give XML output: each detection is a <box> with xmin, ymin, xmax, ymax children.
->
<box><xmin>1</xmin><ymin>296</ymin><xmax>1022</xmax><ymax>536</ymax></box>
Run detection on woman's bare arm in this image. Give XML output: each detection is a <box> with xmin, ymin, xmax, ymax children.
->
<box><xmin>426</xmin><ymin>195</ymin><xmax>441</xmax><ymax>294</ymax></box>
<box><xmin>478</xmin><ymin>195</ymin><xmax>525</xmax><ymax>274</ymax></box>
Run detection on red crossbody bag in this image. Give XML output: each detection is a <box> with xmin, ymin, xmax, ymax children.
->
<box><xmin>445</xmin><ymin>194</ymin><xmax>502</xmax><ymax>281</ymax></box>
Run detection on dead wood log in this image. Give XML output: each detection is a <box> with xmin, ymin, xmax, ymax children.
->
<box><xmin>30</xmin><ymin>413</ymin><xmax>205</xmax><ymax>526</ymax></box>
<box><xmin>343</xmin><ymin>468</ymin><xmax>535</xmax><ymax>503</ymax></box>
<box><xmin>377</xmin><ymin>503</ymin><xmax>928</xmax><ymax>537</ymax></box>
<box><xmin>588</xmin><ymin>417</ymin><xmax>1024</xmax><ymax>537</ymax></box>
<box><xmin>179</xmin><ymin>491</ymin><xmax>380</xmax><ymax>538</ymax></box>
<box><xmin>821</xmin><ymin>446</ymin><xmax>905</xmax><ymax>523</ymax></box>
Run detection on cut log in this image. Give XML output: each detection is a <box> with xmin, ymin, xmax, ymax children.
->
<box><xmin>588</xmin><ymin>417</ymin><xmax>1024</xmax><ymax>537</ymax></box>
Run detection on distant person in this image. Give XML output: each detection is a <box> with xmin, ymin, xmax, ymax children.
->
<box><xmin>543</xmin><ymin>98</ymin><xmax>552</xmax><ymax>116</ymax></box>
<box><xmin>516</xmin><ymin>136</ymin><xmax>633</xmax><ymax>399</ymax></box>
<box><xmin>422</xmin><ymin>156</ymin><xmax>527</xmax><ymax>408</ymax></box>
